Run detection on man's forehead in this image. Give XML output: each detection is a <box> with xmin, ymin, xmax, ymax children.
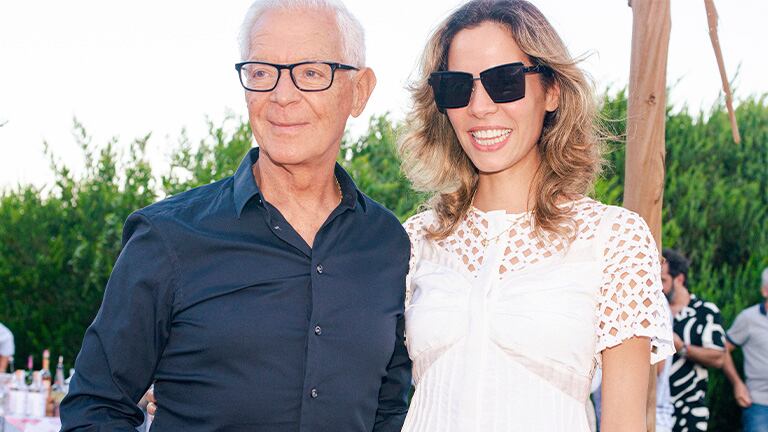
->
<box><xmin>246</xmin><ymin>8</ymin><xmax>344</xmax><ymax>61</ymax></box>
<box><xmin>660</xmin><ymin>261</ymin><xmax>669</xmax><ymax>274</ymax></box>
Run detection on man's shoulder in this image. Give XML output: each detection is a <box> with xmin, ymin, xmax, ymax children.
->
<box><xmin>736</xmin><ymin>304</ymin><xmax>762</xmax><ymax>321</ymax></box>
<box><xmin>690</xmin><ymin>294</ymin><xmax>722</xmax><ymax>316</ymax></box>
<box><xmin>359</xmin><ymin>193</ymin><xmax>408</xmax><ymax>236</ymax></box>
<box><xmin>135</xmin><ymin>177</ymin><xmax>234</xmax><ymax>226</ymax></box>
<box><xmin>0</xmin><ymin>323</ymin><xmax>11</xmax><ymax>339</ymax></box>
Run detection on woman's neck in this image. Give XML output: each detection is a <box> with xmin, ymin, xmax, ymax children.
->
<box><xmin>472</xmin><ymin>152</ymin><xmax>540</xmax><ymax>214</ymax></box>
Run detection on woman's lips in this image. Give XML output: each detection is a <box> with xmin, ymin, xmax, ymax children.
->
<box><xmin>468</xmin><ymin>127</ymin><xmax>512</xmax><ymax>152</ymax></box>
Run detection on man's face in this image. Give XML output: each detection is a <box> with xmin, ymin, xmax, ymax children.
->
<box><xmin>243</xmin><ymin>8</ymin><xmax>374</xmax><ymax>167</ymax></box>
<box><xmin>660</xmin><ymin>262</ymin><xmax>674</xmax><ymax>300</ymax></box>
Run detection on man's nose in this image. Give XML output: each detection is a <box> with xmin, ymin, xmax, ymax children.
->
<box><xmin>269</xmin><ymin>71</ymin><xmax>302</xmax><ymax>106</ymax></box>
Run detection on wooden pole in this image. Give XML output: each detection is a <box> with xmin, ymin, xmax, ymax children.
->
<box><xmin>626</xmin><ymin>1</ymin><xmax>671</xmax><ymax>431</ymax></box>
<box><xmin>704</xmin><ymin>0</ymin><xmax>741</xmax><ymax>144</ymax></box>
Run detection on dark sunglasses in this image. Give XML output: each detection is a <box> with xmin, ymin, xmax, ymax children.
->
<box><xmin>428</xmin><ymin>62</ymin><xmax>551</xmax><ymax>112</ymax></box>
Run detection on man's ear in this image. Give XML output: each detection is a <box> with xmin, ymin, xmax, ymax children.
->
<box><xmin>675</xmin><ymin>273</ymin><xmax>686</xmax><ymax>289</ymax></box>
<box><xmin>350</xmin><ymin>67</ymin><xmax>376</xmax><ymax>118</ymax></box>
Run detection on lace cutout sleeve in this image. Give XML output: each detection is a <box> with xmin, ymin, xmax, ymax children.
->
<box><xmin>595</xmin><ymin>208</ymin><xmax>675</xmax><ymax>365</ymax></box>
<box><xmin>403</xmin><ymin>212</ymin><xmax>428</xmax><ymax>308</ymax></box>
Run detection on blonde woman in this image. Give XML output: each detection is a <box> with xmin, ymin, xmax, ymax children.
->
<box><xmin>399</xmin><ymin>1</ymin><xmax>674</xmax><ymax>431</ymax></box>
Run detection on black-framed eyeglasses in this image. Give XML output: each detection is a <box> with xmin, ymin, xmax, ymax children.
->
<box><xmin>428</xmin><ymin>62</ymin><xmax>552</xmax><ymax>112</ymax></box>
<box><xmin>235</xmin><ymin>61</ymin><xmax>359</xmax><ymax>92</ymax></box>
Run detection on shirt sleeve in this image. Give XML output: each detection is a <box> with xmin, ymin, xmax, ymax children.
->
<box><xmin>373</xmin><ymin>228</ymin><xmax>413</xmax><ymax>432</ymax></box>
<box><xmin>727</xmin><ymin>310</ymin><xmax>750</xmax><ymax>346</ymax></box>
<box><xmin>59</xmin><ymin>212</ymin><xmax>177</xmax><ymax>431</ymax></box>
<box><xmin>595</xmin><ymin>208</ymin><xmax>675</xmax><ymax>365</ymax></box>
<box><xmin>0</xmin><ymin>325</ymin><xmax>14</xmax><ymax>357</ymax></box>
<box><xmin>373</xmin><ymin>314</ymin><xmax>413</xmax><ymax>432</ymax></box>
<box><xmin>700</xmin><ymin>302</ymin><xmax>726</xmax><ymax>350</ymax></box>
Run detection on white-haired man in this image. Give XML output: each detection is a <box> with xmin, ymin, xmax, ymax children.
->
<box><xmin>723</xmin><ymin>267</ymin><xmax>768</xmax><ymax>432</ymax></box>
<box><xmin>60</xmin><ymin>1</ymin><xmax>412</xmax><ymax>431</ymax></box>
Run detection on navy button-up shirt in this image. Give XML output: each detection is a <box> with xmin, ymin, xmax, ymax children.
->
<box><xmin>60</xmin><ymin>148</ymin><xmax>412</xmax><ymax>432</ymax></box>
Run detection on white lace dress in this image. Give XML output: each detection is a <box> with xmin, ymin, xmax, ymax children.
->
<box><xmin>401</xmin><ymin>197</ymin><xmax>675</xmax><ymax>432</ymax></box>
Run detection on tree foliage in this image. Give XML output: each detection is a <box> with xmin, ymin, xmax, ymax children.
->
<box><xmin>1</xmin><ymin>94</ymin><xmax>766</xmax><ymax>429</ymax></box>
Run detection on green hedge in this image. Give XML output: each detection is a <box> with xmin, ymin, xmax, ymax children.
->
<box><xmin>1</xmin><ymin>93</ymin><xmax>766</xmax><ymax>430</ymax></box>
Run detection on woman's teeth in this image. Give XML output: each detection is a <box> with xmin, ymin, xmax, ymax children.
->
<box><xmin>470</xmin><ymin>129</ymin><xmax>511</xmax><ymax>146</ymax></box>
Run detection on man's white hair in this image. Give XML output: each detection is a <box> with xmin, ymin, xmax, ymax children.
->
<box><xmin>762</xmin><ymin>266</ymin><xmax>768</xmax><ymax>288</ymax></box>
<box><xmin>238</xmin><ymin>0</ymin><xmax>366</xmax><ymax>67</ymax></box>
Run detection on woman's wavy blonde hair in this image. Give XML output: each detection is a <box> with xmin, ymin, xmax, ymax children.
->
<box><xmin>398</xmin><ymin>0</ymin><xmax>606</xmax><ymax>242</ymax></box>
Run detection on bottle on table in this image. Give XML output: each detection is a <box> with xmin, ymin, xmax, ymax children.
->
<box><xmin>51</xmin><ymin>355</ymin><xmax>67</xmax><ymax>417</ymax></box>
<box><xmin>26</xmin><ymin>371</ymin><xmax>47</xmax><ymax>418</ymax></box>
<box><xmin>8</xmin><ymin>369</ymin><xmax>28</xmax><ymax>416</ymax></box>
<box><xmin>26</xmin><ymin>355</ymin><xmax>34</xmax><ymax>385</ymax></box>
<box><xmin>65</xmin><ymin>368</ymin><xmax>75</xmax><ymax>391</ymax></box>
<box><xmin>41</xmin><ymin>349</ymin><xmax>53</xmax><ymax>416</ymax></box>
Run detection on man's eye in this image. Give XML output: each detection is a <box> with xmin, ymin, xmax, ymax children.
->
<box><xmin>250</xmin><ymin>68</ymin><xmax>273</xmax><ymax>80</ymax></box>
<box><xmin>302</xmin><ymin>68</ymin><xmax>326</xmax><ymax>80</ymax></box>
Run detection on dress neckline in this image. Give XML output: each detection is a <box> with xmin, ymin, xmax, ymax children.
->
<box><xmin>470</xmin><ymin>196</ymin><xmax>591</xmax><ymax>219</ymax></box>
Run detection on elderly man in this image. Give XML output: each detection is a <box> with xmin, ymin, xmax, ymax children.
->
<box><xmin>59</xmin><ymin>1</ymin><xmax>412</xmax><ymax>431</ymax></box>
<box><xmin>723</xmin><ymin>267</ymin><xmax>768</xmax><ymax>432</ymax></box>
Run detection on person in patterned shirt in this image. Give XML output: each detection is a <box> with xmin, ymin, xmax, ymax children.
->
<box><xmin>662</xmin><ymin>248</ymin><xmax>726</xmax><ymax>432</ymax></box>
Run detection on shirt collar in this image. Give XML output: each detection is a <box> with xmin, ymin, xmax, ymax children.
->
<box><xmin>233</xmin><ymin>147</ymin><xmax>368</xmax><ymax>217</ymax></box>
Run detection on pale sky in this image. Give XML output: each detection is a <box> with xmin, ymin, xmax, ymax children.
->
<box><xmin>0</xmin><ymin>1</ymin><xmax>765</xmax><ymax>191</ymax></box>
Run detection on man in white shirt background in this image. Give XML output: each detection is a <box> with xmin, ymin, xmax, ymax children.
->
<box><xmin>0</xmin><ymin>321</ymin><xmax>14</xmax><ymax>372</ymax></box>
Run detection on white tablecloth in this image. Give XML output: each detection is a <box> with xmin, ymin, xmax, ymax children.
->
<box><xmin>2</xmin><ymin>416</ymin><xmax>61</xmax><ymax>432</ymax></box>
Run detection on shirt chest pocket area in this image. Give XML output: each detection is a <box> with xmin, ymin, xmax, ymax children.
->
<box><xmin>167</xmin><ymin>274</ymin><xmax>315</xmax><ymax>363</ymax></box>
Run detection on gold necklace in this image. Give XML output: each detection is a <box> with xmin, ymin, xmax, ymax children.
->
<box><xmin>334</xmin><ymin>176</ymin><xmax>343</xmax><ymax>204</ymax></box>
<box><xmin>466</xmin><ymin>209</ymin><xmax>518</xmax><ymax>247</ymax></box>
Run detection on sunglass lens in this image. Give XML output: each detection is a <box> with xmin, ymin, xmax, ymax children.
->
<box><xmin>480</xmin><ymin>63</ymin><xmax>526</xmax><ymax>104</ymax></box>
<box><xmin>430</xmin><ymin>72</ymin><xmax>473</xmax><ymax>111</ymax></box>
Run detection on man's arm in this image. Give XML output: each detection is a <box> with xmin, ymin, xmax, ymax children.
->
<box><xmin>372</xmin><ymin>314</ymin><xmax>412</xmax><ymax>432</ymax></box>
<box><xmin>723</xmin><ymin>340</ymin><xmax>752</xmax><ymax>407</ymax></box>
<box><xmin>674</xmin><ymin>332</ymin><xmax>725</xmax><ymax>368</ymax></box>
<box><xmin>723</xmin><ymin>311</ymin><xmax>752</xmax><ymax>407</ymax></box>
<box><xmin>0</xmin><ymin>356</ymin><xmax>8</xmax><ymax>372</ymax></box>
<box><xmin>59</xmin><ymin>213</ymin><xmax>176</xmax><ymax>431</ymax></box>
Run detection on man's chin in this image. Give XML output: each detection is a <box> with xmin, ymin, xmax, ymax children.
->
<box><xmin>664</xmin><ymin>289</ymin><xmax>675</xmax><ymax>303</ymax></box>
<box><xmin>259</xmin><ymin>147</ymin><xmax>328</xmax><ymax>168</ymax></box>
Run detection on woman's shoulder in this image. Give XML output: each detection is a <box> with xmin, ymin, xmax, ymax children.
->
<box><xmin>572</xmin><ymin>197</ymin><xmax>649</xmax><ymax>232</ymax></box>
<box><xmin>403</xmin><ymin>209</ymin><xmax>436</xmax><ymax>242</ymax></box>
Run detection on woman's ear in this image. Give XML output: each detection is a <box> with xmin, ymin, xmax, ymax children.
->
<box><xmin>545</xmin><ymin>79</ymin><xmax>560</xmax><ymax>113</ymax></box>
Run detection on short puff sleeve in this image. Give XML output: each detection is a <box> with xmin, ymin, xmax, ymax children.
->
<box><xmin>595</xmin><ymin>207</ymin><xmax>675</xmax><ymax>365</ymax></box>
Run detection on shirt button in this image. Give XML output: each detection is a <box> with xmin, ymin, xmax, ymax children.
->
<box><xmin>310</xmin><ymin>388</ymin><xmax>319</xmax><ymax>398</ymax></box>
<box><xmin>314</xmin><ymin>325</ymin><xmax>322</xmax><ymax>335</ymax></box>
<box><xmin>316</xmin><ymin>264</ymin><xmax>323</xmax><ymax>274</ymax></box>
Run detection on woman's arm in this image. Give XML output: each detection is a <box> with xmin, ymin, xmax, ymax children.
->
<box><xmin>600</xmin><ymin>336</ymin><xmax>651</xmax><ymax>432</ymax></box>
